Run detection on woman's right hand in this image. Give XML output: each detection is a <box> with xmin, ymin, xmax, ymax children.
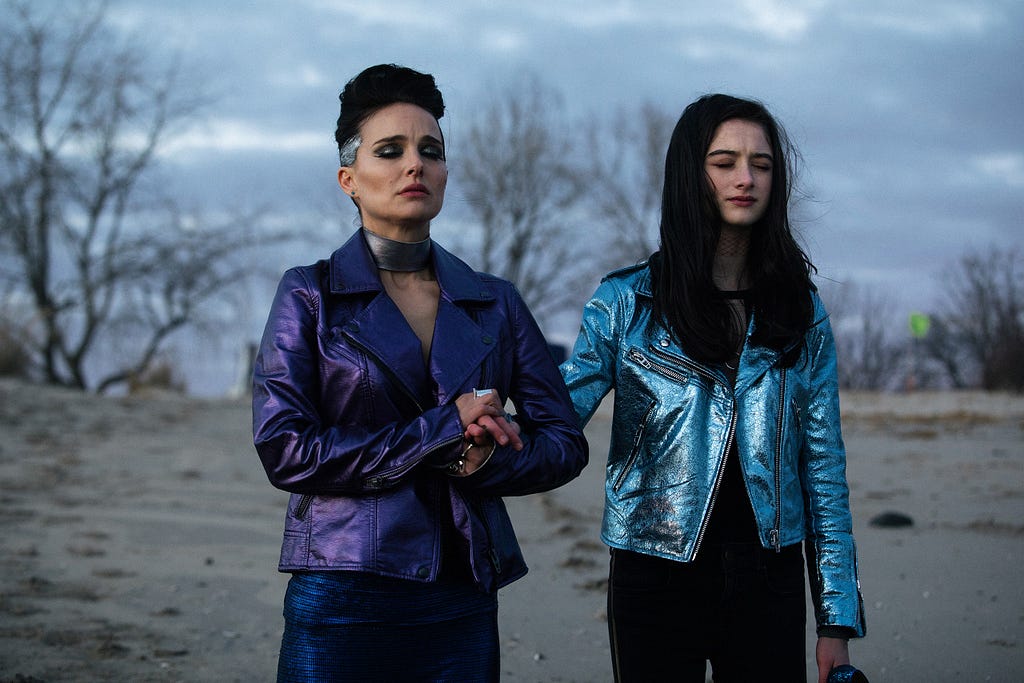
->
<box><xmin>455</xmin><ymin>389</ymin><xmax>523</xmax><ymax>451</ymax></box>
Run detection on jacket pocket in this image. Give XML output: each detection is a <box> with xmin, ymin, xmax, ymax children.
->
<box><xmin>294</xmin><ymin>493</ymin><xmax>313</xmax><ymax>521</ymax></box>
<box><xmin>612</xmin><ymin>399</ymin><xmax>656</xmax><ymax>493</ymax></box>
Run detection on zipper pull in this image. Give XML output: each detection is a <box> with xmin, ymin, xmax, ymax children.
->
<box><xmin>769</xmin><ymin>529</ymin><xmax>781</xmax><ymax>552</ymax></box>
<box><xmin>629</xmin><ymin>349</ymin><xmax>652</xmax><ymax>369</ymax></box>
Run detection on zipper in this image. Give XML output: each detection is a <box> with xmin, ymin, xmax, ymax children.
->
<box><xmin>363</xmin><ymin>436</ymin><xmax>463</xmax><ymax>489</ymax></box>
<box><xmin>691</xmin><ymin>405</ymin><xmax>737</xmax><ymax>561</ymax></box>
<box><xmin>647</xmin><ymin>345</ymin><xmax>723</xmax><ymax>386</ymax></box>
<box><xmin>630</xmin><ymin>345</ymin><xmax>723</xmax><ymax>389</ymax></box>
<box><xmin>612</xmin><ymin>400</ymin><xmax>656</xmax><ymax>492</ymax></box>
<box><xmin>341</xmin><ymin>328</ymin><xmax>426</xmax><ymax>414</ymax></box>
<box><xmin>472</xmin><ymin>500</ymin><xmax>501</xmax><ymax>574</ymax></box>
<box><xmin>628</xmin><ymin>345</ymin><xmax>732</xmax><ymax>561</ymax></box>
<box><xmin>295</xmin><ymin>493</ymin><xmax>313</xmax><ymax>520</ymax></box>
<box><xmin>771</xmin><ymin>369</ymin><xmax>787</xmax><ymax>552</ymax></box>
<box><xmin>340</xmin><ymin>328</ymin><xmax>462</xmax><ymax>488</ymax></box>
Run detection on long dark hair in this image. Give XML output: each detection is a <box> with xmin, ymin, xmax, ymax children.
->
<box><xmin>651</xmin><ymin>94</ymin><xmax>815</xmax><ymax>366</ymax></box>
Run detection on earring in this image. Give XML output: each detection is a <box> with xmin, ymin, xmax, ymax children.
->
<box><xmin>350</xmin><ymin>191</ymin><xmax>356</xmax><ymax>196</ymax></box>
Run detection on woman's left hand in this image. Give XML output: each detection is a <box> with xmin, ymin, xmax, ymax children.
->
<box><xmin>815</xmin><ymin>636</ymin><xmax>851</xmax><ymax>683</ymax></box>
<box><xmin>455</xmin><ymin>389</ymin><xmax>523</xmax><ymax>451</ymax></box>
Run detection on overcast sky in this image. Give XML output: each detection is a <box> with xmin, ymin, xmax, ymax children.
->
<box><xmin>111</xmin><ymin>0</ymin><xmax>1022</xmax><ymax>303</ymax></box>
<box><xmin>14</xmin><ymin>0</ymin><xmax>1023</xmax><ymax>391</ymax></box>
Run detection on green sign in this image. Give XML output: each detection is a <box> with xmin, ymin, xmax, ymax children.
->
<box><xmin>909</xmin><ymin>312</ymin><xmax>931</xmax><ymax>339</ymax></box>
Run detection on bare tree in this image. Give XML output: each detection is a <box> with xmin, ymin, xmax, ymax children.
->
<box><xmin>819</xmin><ymin>280</ymin><xmax>908</xmax><ymax>391</ymax></box>
<box><xmin>454</xmin><ymin>76</ymin><xmax>586</xmax><ymax>327</ymax></box>
<box><xmin>0</xmin><ymin>1</ymin><xmax>280</xmax><ymax>392</ymax></box>
<box><xmin>585</xmin><ymin>102</ymin><xmax>675</xmax><ymax>268</ymax></box>
<box><xmin>926</xmin><ymin>246</ymin><xmax>1024</xmax><ymax>391</ymax></box>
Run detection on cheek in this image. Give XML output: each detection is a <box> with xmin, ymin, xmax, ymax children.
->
<box><xmin>706</xmin><ymin>173</ymin><xmax>727</xmax><ymax>199</ymax></box>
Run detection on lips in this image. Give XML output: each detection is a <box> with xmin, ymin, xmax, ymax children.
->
<box><xmin>727</xmin><ymin>196</ymin><xmax>755</xmax><ymax>207</ymax></box>
<box><xmin>400</xmin><ymin>183</ymin><xmax>429</xmax><ymax>196</ymax></box>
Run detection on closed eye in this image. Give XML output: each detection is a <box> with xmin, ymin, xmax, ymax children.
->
<box><xmin>420</xmin><ymin>143</ymin><xmax>445</xmax><ymax>160</ymax></box>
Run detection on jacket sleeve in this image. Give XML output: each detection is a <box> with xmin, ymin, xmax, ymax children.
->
<box><xmin>252</xmin><ymin>268</ymin><xmax>464</xmax><ymax>494</ymax></box>
<box><xmin>452</xmin><ymin>284</ymin><xmax>588</xmax><ymax>497</ymax></box>
<box><xmin>799</xmin><ymin>298</ymin><xmax>867</xmax><ymax>637</ymax></box>
<box><xmin>558</xmin><ymin>278</ymin><xmax>621</xmax><ymax>427</ymax></box>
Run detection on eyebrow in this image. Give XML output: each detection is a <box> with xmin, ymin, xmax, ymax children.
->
<box><xmin>706</xmin><ymin>149</ymin><xmax>774</xmax><ymax>161</ymax></box>
<box><xmin>371</xmin><ymin>134</ymin><xmax>445</xmax><ymax>147</ymax></box>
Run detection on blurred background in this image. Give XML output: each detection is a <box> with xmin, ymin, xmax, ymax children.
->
<box><xmin>2</xmin><ymin>0</ymin><xmax>1022</xmax><ymax>396</ymax></box>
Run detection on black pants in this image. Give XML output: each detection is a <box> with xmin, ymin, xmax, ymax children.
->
<box><xmin>608</xmin><ymin>543</ymin><xmax>807</xmax><ymax>683</ymax></box>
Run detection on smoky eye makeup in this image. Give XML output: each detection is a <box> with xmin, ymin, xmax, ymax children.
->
<box><xmin>420</xmin><ymin>143</ymin><xmax>445</xmax><ymax>160</ymax></box>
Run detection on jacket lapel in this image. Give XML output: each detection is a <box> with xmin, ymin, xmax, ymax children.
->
<box><xmin>345</xmin><ymin>293</ymin><xmax>433</xmax><ymax>408</ymax></box>
<box><xmin>429</xmin><ymin>299</ymin><xmax>494</xmax><ymax>406</ymax></box>
<box><xmin>734</xmin><ymin>314</ymin><xmax>781</xmax><ymax>397</ymax></box>
<box><xmin>330</xmin><ymin>232</ymin><xmax>431</xmax><ymax>407</ymax></box>
<box><xmin>329</xmin><ymin>231</ymin><xmax>497</xmax><ymax>410</ymax></box>
<box><xmin>429</xmin><ymin>243</ymin><xmax>497</xmax><ymax>406</ymax></box>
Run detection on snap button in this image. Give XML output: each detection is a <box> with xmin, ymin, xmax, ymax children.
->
<box><xmin>416</xmin><ymin>566</ymin><xmax>430</xmax><ymax>578</ymax></box>
<box><xmin>659</xmin><ymin>338</ymin><xmax>670</xmax><ymax>347</ymax></box>
<box><xmin>481</xmin><ymin>335</ymin><xmax>493</xmax><ymax>345</ymax></box>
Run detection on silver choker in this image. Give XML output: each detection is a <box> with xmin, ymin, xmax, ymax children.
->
<box><xmin>362</xmin><ymin>228</ymin><xmax>431</xmax><ymax>272</ymax></box>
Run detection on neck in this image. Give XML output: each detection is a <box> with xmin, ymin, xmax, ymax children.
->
<box><xmin>362</xmin><ymin>227</ymin><xmax>431</xmax><ymax>272</ymax></box>
<box><xmin>713</xmin><ymin>226</ymin><xmax>751</xmax><ymax>290</ymax></box>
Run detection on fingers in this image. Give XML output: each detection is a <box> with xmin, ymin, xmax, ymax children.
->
<box><xmin>455</xmin><ymin>390</ymin><xmax>502</xmax><ymax>431</ymax></box>
<box><xmin>472</xmin><ymin>414</ymin><xmax>522</xmax><ymax>450</ymax></box>
<box><xmin>456</xmin><ymin>388</ymin><xmax>524</xmax><ymax>451</ymax></box>
<box><xmin>496</xmin><ymin>413</ymin><xmax>523</xmax><ymax>451</ymax></box>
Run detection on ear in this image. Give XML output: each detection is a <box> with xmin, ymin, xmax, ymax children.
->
<box><xmin>337</xmin><ymin>167</ymin><xmax>356</xmax><ymax>197</ymax></box>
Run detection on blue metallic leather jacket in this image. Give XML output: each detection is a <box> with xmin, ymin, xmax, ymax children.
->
<box><xmin>560</xmin><ymin>262</ymin><xmax>865</xmax><ymax>636</ymax></box>
<box><xmin>253</xmin><ymin>231</ymin><xmax>587</xmax><ymax>594</ymax></box>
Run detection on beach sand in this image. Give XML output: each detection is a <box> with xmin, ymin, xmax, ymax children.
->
<box><xmin>1</xmin><ymin>379</ymin><xmax>1021</xmax><ymax>682</ymax></box>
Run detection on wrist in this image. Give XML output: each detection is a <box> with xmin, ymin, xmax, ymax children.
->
<box><xmin>446</xmin><ymin>440</ymin><xmax>496</xmax><ymax>477</ymax></box>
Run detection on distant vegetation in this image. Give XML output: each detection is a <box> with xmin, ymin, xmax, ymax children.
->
<box><xmin>1</xmin><ymin>1</ymin><xmax>1019</xmax><ymax>394</ymax></box>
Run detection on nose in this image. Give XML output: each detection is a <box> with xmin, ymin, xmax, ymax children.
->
<box><xmin>406</xmin><ymin>151</ymin><xmax>424</xmax><ymax>177</ymax></box>
<box><xmin>735</xmin><ymin>164</ymin><xmax>754</xmax><ymax>188</ymax></box>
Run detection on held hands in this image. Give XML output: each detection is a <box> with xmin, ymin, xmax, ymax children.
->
<box><xmin>452</xmin><ymin>388</ymin><xmax>523</xmax><ymax>476</ymax></box>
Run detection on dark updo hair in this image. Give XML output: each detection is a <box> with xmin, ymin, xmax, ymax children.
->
<box><xmin>334</xmin><ymin>64</ymin><xmax>446</xmax><ymax>166</ymax></box>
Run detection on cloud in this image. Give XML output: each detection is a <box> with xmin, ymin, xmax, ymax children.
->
<box><xmin>161</xmin><ymin>119</ymin><xmax>325</xmax><ymax>156</ymax></box>
<box><xmin>477</xmin><ymin>27</ymin><xmax>527</xmax><ymax>54</ymax></box>
<box><xmin>839</xmin><ymin>3</ymin><xmax>997</xmax><ymax>37</ymax></box>
<box><xmin>972</xmin><ymin>153</ymin><xmax>1024</xmax><ymax>188</ymax></box>
<box><xmin>268</xmin><ymin>63</ymin><xmax>330</xmax><ymax>89</ymax></box>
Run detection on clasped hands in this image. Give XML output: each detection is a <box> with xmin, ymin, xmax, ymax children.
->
<box><xmin>451</xmin><ymin>388</ymin><xmax>523</xmax><ymax>476</ymax></box>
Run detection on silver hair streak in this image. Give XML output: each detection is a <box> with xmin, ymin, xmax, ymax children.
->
<box><xmin>339</xmin><ymin>135</ymin><xmax>361</xmax><ymax>166</ymax></box>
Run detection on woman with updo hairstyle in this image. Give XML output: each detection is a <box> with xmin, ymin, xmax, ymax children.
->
<box><xmin>253</xmin><ymin>64</ymin><xmax>587</xmax><ymax>682</ymax></box>
<box><xmin>560</xmin><ymin>94</ymin><xmax>867</xmax><ymax>682</ymax></box>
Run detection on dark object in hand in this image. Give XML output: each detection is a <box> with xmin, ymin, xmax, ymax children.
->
<box><xmin>827</xmin><ymin>665</ymin><xmax>869</xmax><ymax>683</ymax></box>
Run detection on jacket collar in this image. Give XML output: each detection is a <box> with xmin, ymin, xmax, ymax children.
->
<box><xmin>626</xmin><ymin>262</ymin><xmax>785</xmax><ymax>395</ymax></box>
<box><xmin>328</xmin><ymin>229</ymin><xmax>495</xmax><ymax>306</ymax></box>
<box><xmin>328</xmin><ymin>230</ymin><xmax>497</xmax><ymax>407</ymax></box>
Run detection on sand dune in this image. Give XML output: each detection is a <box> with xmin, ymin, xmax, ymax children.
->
<box><xmin>1</xmin><ymin>379</ymin><xmax>1021</xmax><ymax>681</ymax></box>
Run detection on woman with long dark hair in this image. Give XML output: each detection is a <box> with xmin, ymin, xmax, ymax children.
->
<box><xmin>561</xmin><ymin>94</ymin><xmax>865</xmax><ymax>682</ymax></box>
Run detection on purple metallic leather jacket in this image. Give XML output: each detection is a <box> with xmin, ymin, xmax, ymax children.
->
<box><xmin>252</xmin><ymin>230</ymin><xmax>587</xmax><ymax>593</ymax></box>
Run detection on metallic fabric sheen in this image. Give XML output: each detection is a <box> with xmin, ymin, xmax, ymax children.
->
<box><xmin>278</xmin><ymin>571</ymin><xmax>499</xmax><ymax>682</ymax></box>
<box><xmin>559</xmin><ymin>261</ymin><xmax>865</xmax><ymax>637</ymax></box>
<box><xmin>253</xmin><ymin>230</ymin><xmax>588</xmax><ymax>594</ymax></box>
<box><xmin>361</xmin><ymin>227</ymin><xmax>431</xmax><ymax>271</ymax></box>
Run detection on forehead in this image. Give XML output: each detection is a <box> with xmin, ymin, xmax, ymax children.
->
<box><xmin>707</xmin><ymin>119</ymin><xmax>770</xmax><ymax>152</ymax></box>
<box><xmin>360</xmin><ymin>102</ymin><xmax>443</xmax><ymax>141</ymax></box>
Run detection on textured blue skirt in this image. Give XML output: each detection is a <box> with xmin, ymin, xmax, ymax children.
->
<box><xmin>277</xmin><ymin>571</ymin><xmax>499</xmax><ymax>682</ymax></box>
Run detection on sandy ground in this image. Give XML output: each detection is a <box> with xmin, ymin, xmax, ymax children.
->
<box><xmin>0</xmin><ymin>379</ymin><xmax>1021</xmax><ymax>682</ymax></box>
